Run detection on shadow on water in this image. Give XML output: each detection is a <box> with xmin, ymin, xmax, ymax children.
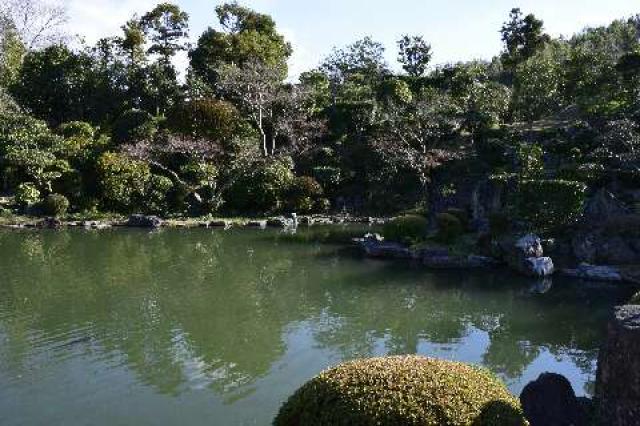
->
<box><xmin>0</xmin><ymin>228</ymin><xmax>632</xmax><ymax>425</ymax></box>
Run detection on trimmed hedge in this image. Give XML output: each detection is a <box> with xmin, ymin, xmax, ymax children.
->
<box><xmin>274</xmin><ymin>356</ymin><xmax>527</xmax><ymax>426</ymax></box>
<box><xmin>383</xmin><ymin>214</ymin><xmax>429</xmax><ymax>244</ymax></box>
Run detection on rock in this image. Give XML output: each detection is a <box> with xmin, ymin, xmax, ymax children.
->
<box><xmin>298</xmin><ymin>216</ymin><xmax>313</xmax><ymax>226</ymax></box>
<box><xmin>499</xmin><ymin>234</ymin><xmax>554</xmax><ymax>277</ymax></box>
<box><xmin>596</xmin><ymin>305</ymin><xmax>640</xmax><ymax>426</ymax></box>
<box><xmin>356</xmin><ymin>239</ymin><xmax>411</xmax><ymax>259</ymax></box>
<box><xmin>267</xmin><ymin>217</ymin><xmax>294</xmax><ymax>228</ymax></box>
<box><xmin>562</xmin><ymin>264</ymin><xmax>623</xmax><ymax>282</ymax></box>
<box><xmin>526</xmin><ymin>257</ymin><xmax>555</xmax><ymax>277</ymax></box>
<box><xmin>520</xmin><ymin>373</ymin><xmax>586</xmax><ymax>426</ymax></box>
<box><xmin>583</xmin><ymin>189</ymin><xmax>630</xmax><ymax>224</ymax></box>
<box><xmin>516</xmin><ymin>234</ymin><xmax>544</xmax><ymax>258</ymax></box>
<box><xmin>245</xmin><ymin>220</ymin><xmax>267</xmax><ymax>229</ymax></box>
<box><xmin>208</xmin><ymin>220</ymin><xmax>229</xmax><ymax>228</ymax></box>
<box><xmin>126</xmin><ymin>214</ymin><xmax>163</xmax><ymax>228</ymax></box>
<box><xmin>39</xmin><ymin>217</ymin><xmax>63</xmax><ymax>229</ymax></box>
<box><xmin>423</xmin><ymin>254</ymin><xmax>499</xmax><ymax>269</ymax></box>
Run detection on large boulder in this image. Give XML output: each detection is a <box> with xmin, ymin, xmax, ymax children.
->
<box><xmin>499</xmin><ymin>234</ymin><xmax>555</xmax><ymax>277</ymax></box>
<box><xmin>596</xmin><ymin>305</ymin><xmax>640</xmax><ymax>425</ymax></box>
<box><xmin>275</xmin><ymin>356</ymin><xmax>527</xmax><ymax>426</ymax></box>
<box><xmin>520</xmin><ymin>373</ymin><xmax>586</xmax><ymax>426</ymax></box>
<box><xmin>126</xmin><ymin>214</ymin><xmax>163</xmax><ymax>228</ymax></box>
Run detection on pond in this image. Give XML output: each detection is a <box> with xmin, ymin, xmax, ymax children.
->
<box><xmin>0</xmin><ymin>228</ymin><xmax>631</xmax><ymax>425</ymax></box>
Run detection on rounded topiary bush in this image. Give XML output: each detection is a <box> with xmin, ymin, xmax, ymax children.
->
<box><xmin>275</xmin><ymin>356</ymin><xmax>527</xmax><ymax>426</ymax></box>
<box><xmin>383</xmin><ymin>214</ymin><xmax>429</xmax><ymax>244</ymax></box>
<box><xmin>41</xmin><ymin>193</ymin><xmax>70</xmax><ymax>217</ymax></box>
<box><xmin>436</xmin><ymin>212</ymin><xmax>463</xmax><ymax>243</ymax></box>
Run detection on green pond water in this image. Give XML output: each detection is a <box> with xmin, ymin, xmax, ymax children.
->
<box><xmin>0</xmin><ymin>228</ymin><xmax>631</xmax><ymax>425</ymax></box>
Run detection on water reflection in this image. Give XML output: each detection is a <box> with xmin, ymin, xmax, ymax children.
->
<box><xmin>0</xmin><ymin>229</ymin><xmax>630</xmax><ymax>425</ymax></box>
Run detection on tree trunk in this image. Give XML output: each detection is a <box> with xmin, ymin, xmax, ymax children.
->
<box><xmin>259</xmin><ymin>107</ymin><xmax>268</xmax><ymax>157</ymax></box>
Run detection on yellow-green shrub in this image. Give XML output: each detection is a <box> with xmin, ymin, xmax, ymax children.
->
<box><xmin>383</xmin><ymin>214</ymin><xmax>429</xmax><ymax>244</ymax></box>
<box><xmin>274</xmin><ymin>356</ymin><xmax>527</xmax><ymax>426</ymax></box>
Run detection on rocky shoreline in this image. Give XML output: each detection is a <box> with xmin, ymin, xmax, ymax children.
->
<box><xmin>0</xmin><ymin>213</ymin><xmax>387</xmax><ymax>231</ymax></box>
<box><xmin>355</xmin><ymin>233</ymin><xmax>640</xmax><ymax>286</ymax></box>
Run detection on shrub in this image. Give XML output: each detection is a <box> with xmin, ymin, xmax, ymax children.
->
<box><xmin>445</xmin><ymin>207</ymin><xmax>469</xmax><ymax>230</ymax></box>
<box><xmin>383</xmin><ymin>214</ymin><xmax>429</xmax><ymax>244</ymax></box>
<box><xmin>224</xmin><ymin>158</ymin><xmax>295</xmax><ymax>214</ymax></box>
<box><xmin>166</xmin><ymin>99</ymin><xmax>239</xmax><ymax>141</ymax></box>
<box><xmin>144</xmin><ymin>175</ymin><xmax>173</xmax><ymax>215</ymax></box>
<box><xmin>489</xmin><ymin>211</ymin><xmax>511</xmax><ymax>236</ymax></box>
<box><xmin>40</xmin><ymin>193</ymin><xmax>69</xmax><ymax>217</ymax></box>
<box><xmin>15</xmin><ymin>183</ymin><xmax>41</xmax><ymax>207</ymax></box>
<box><xmin>436</xmin><ymin>212</ymin><xmax>463</xmax><ymax>243</ymax></box>
<box><xmin>96</xmin><ymin>152</ymin><xmax>151</xmax><ymax>212</ymax></box>
<box><xmin>58</xmin><ymin>121</ymin><xmax>95</xmax><ymax>140</ymax></box>
<box><xmin>311</xmin><ymin>166</ymin><xmax>342</xmax><ymax>192</ymax></box>
<box><xmin>630</xmin><ymin>292</ymin><xmax>640</xmax><ymax>305</ymax></box>
<box><xmin>274</xmin><ymin>356</ymin><xmax>527</xmax><ymax>426</ymax></box>
<box><xmin>287</xmin><ymin>176</ymin><xmax>325</xmax><ymax>213</ymax></box>
<box><xmin>112</xmin><ymin>109</ymin><xmax>157</xmax><ymax>145</ymax></box>
<box><xmin>509</xmin><ymin>179</ymin><xmax>587</xmax><ymax>233</ymax></box>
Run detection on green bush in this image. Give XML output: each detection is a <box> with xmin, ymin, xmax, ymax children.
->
<box><xmin>167</xmin><ymin>99</ymin><xmax>239</xmax><ymax>141</ymax></box>
<box><xmin>41</xmin><ymin>193</ymin><xmax>70</xmax><ymax>217</ymax></box>
<box><xmin>144</xmin><ymin>175</ymin><xmax>173</xmax><ymax>215</ymax></box>
<box><xmin>489</xmin><ymin>211</ymin><xmax>511</xmax><ymax>236</ymax></box>
<box><xmin>287</xmin><ymin>176</ymin><xmax>325</xmax><ymax>213</ymax></box>
<box><xmin>436</xmin><ymin>212</ymin><xmax>463</xmax><ymax>243</ymax></box>
<box><xmin>509</xmin><ymin>179</ymin><xmax>587</xmax><ymax>233</ymax></box>
<box><xmin>15</xmin><ymin>183</ymin><xmax>41</xmax><ymax>207</ymax></box>
<box><xmin>275</xmin><ymin>356</ymin><xmax>527</xmax><ymax>426</ymax></box>
<box><xmin>96</xmin><ymin>152</ymin><xmax>151</xmax><ymax>212</ymax></box>
<box><xmin>629</xmin><ymin>292</ymin><xmax>640</xmax><ymax>305</ymax></box>
<box><xmin>112</xmin><ymin>109</ymin><xmax>157</xmax><ymax>144</ymax></box>
<box><xmin>224</xmin><ymin>158</ymin><xmax>295</xmax><ymax>214</ymax></box>
<box><xmin>383</xmin><ymin>214</ymin><xmax>429</xmax><ymax>244</ymax></box>
<box><xmin>445</xmin><ymin>207</ymin><xmax>469</xmax><ymax>230</ymax></box>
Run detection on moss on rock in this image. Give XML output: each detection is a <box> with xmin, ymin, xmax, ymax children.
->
<box><xmin>274</xmin><ymin>356</ymin><xmax>528</xmax><ymax>426</ymax></box>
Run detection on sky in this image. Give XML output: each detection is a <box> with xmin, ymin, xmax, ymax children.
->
<box><xmin>63</xmin><ymin>0</ymin><xmax>640</xmax><ymax>79</ymax></box>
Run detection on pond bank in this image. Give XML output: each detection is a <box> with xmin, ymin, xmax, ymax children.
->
<box><xmin>0</xmin><ymin>213</ymin><xmax>388</xmax><ymax>231</ymax></box>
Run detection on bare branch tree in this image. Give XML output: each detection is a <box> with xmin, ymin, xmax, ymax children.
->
<box><xmin>0</xmin><ymin>0</ymin><xmax>67</xmax><ymax>50</ymax></box>
<box><xmin>217</xmin><ymin>59</ymin><xmax>326</xmax><ymax>156</ymax></box>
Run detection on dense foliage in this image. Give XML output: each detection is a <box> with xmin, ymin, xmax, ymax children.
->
<box><xmin>383</xmin><ymin>214</ymin><xmax>429</xmax><ymax>244</ymax></box>
<box><xmin>0</xmin><ymin>2</ymin><xmax>638</xmax><ymax>226</ymax></box>
<box><xmin>274</xmin><ymin>356</ymin><xmax>527</xmax><ymax>425</ymax></box>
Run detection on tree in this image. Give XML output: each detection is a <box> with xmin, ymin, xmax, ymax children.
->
<box><xmin>118</xmin><ymin>18</ymin><xmax>146</xmax><ymax>68</ymax></box>
<box><xmin>0</xmin><ymin>16</ymin><xmax>25</xmax><ymax>87</ymax></box>
<box><xmin>217</xmin><ymin>60</ymin><xmax>324</xmax><ymax>157</ymax></box>
<box><xmin>513</xmin><ymin>49</ymin><xmax>564</xmax><ymax>125</ymax></box>
<box><xmin>0</xmin><ymin>0</ymin><xmax>67</xmax><ymax>50</ymax></box>
<box><xmin>11</xmin><ymin>44</ymin><xmax>95</xmax><ymax>125</ymax></box>
<box><xmin>500</xmin><ymin>8</ymin><xmax>549</xmax><ymax>72</ymax></box>
<box><xmin>190</xmin><ymin>3</ymin><xmax>291</xmax><ymax>86</ymax></box>
<box><xmin>397</xmin><ymin>35</ymin><xmax>432</xmax><ymax>77</ymax></box>
<box><xmin>140</xmin><ymin>3</ymin><xmax>189</xmax><ymax>66</ymax></box>
<box><xmin>321</xmin><ymin>37</ymin><xmax>389</xmax><ymax>103</ymax></box>
<box><xmin>380</xmin><ymin>87</ymin><xmax>461</xmax><ymax>156</ymax></box>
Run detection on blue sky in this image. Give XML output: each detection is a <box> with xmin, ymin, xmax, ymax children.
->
<box><xmin>65</xmin><ymin>0</ymin><xmax>640</xmax><ymax>78</ymax></box>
